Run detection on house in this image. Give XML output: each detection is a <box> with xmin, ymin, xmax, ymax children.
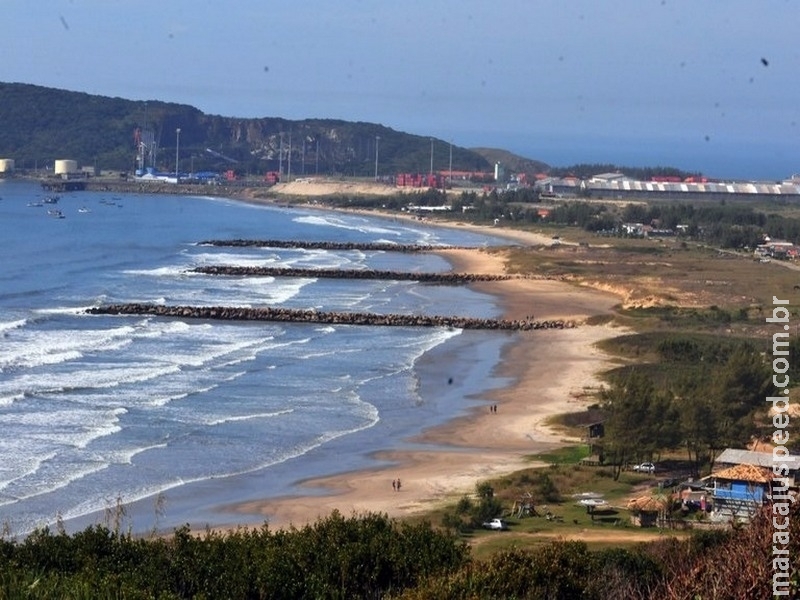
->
<box><xmin>584</xmin><ymin>421</ymin><xmax>605</xmax><ymax>440</ymax></box>
<box><xmin>709</xmin><ymin>464</ymin><xmax>773</xmax><ymax>522</ymax></box>
<box><xmin>714</xmin><ymin>448</ymin><xmax>800</xmax><ymax>487</ymax></box>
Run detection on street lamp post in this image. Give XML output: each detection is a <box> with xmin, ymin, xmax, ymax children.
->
<box><xmin>175</xmin><ymin>128</ymin><xmax>181</xmax><ymax>182</ymax></box>
<box><xmin>374</xmin><ymin>135</ymin><xmax>380</xmax><ymax>181</ymax></box>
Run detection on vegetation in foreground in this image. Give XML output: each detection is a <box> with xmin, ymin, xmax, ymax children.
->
<box><xmin>0</xmin><ymin>505</ymin><xmax>796</xmax><ymax>599</ymax></box>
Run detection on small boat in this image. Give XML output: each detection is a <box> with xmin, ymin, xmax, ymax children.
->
<box><xmin>78</xmin><ymin>206</ymin><xmax>91</xmax><ymax>213</ymax></box>
<box><xmin>43</xmin><ymin>195</ymin><xmax>60</xmax><ymax>204</ymax></box>
<box><xmin>47</xmin><ymin>209</ymin><xmax>65</xmax><ymax>219</ymax></box>
<box><xmin>28</xmin><ymin>201</ymin><xmax>43</xmax><ymax>207</ymax></box>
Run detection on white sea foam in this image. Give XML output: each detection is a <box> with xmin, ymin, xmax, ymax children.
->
<box><xmin>294</xmin><ymin>214</ymin><xmax>403</xmax><ymax>238</ymax></box>
<box><xmin>0</xmin><ymin>318</ymin><xmax>26</xmax><ymax>335</ymax></box>
<box><xmin>204</xmin><ymin>408</ymin><xmax>293</xmax><ymax>426</ymax></box>
<box><xmin>0</xmin><ymin>392</ymin><xmax>24</xmax><ymax>406</ymax></box>
<box><xmin>122</xmin><ymin>265</ymin><xmax>187</xmax><ymax>278</ymax></box>
<box><xmin>111</xmin><ymin>442</ymin><xmax>169</xmax><ymax>465</ymax></box>
<box><xmin>0</xmin><ymin>323</ymin><xmax>137</xmax><ymax>371</ymax></box>
<box><xmin>0</xmin><ymin>451</ymin><xmax>59</xmax><ymax>496</ymax></box>
<box><xmin>8</xmin><ymin>459</ymin><xmax>111</xmax><ymax>506</ymax></box>
<box><xmin>0</xmin><ymin>362</ymin><xmax>183</xmax><ymax>400</ymax></box>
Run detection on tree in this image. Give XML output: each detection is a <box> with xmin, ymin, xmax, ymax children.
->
<box><xmin>706</xmin><ymin>344</ymin><xmax>775</xmax><ymax>463</ymax></box>
<box><xmin>600</xmin><ymin>372</ymin><xmax>676</xmax><ymax>479</ymax></box>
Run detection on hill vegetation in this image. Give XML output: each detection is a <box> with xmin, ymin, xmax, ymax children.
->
<box><xmin>0</xmin><ymin>82</ymin><xmax>492</xmax><ymax>177</ymax></box>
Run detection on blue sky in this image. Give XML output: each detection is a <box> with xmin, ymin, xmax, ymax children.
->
<box><xmin>2</xmin><ymin>1</ymin><xmax>797</xmax><ymax>179</ymax></box>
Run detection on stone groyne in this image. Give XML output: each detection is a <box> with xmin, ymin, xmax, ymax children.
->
<box><xmin>198</xmin><ymin>239</ymin><xmax>463</xmax><ymax>253</ymax></box>
<box><xmin>190</xmin><ymin>265</ymin><xmax>514</xmax><ymax>284</ymax></box>
<box><xmin>86</xmin><ymin>304</ymin><xmax>575</xmax><ymax>331</ymax></box>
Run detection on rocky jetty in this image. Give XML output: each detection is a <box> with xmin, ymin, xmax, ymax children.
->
<box><xmin>86</xmin><ymin>304</ymin><xmax>575</xmax><ymax>331</ymax></box>
<box><xmin>190</xmin><ymin>265</ymin><xmax>514</xmax><ymax>284</ymax></box>
<box><xmin>198</xmin><ymin>240</ymin><xmax>464</xmax><ymax>253</ymax></box>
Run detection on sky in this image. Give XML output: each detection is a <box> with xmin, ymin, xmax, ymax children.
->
<box><xmin>1</xmin><ymin>0</ymin><xmax>797</xmax><ymax>180</ymax></box>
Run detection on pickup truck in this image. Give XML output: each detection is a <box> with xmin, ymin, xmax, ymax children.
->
<box><xmin>482</xmin><ymin>518</ymin><xmax>508</xmax><ymax>530</ymax></box>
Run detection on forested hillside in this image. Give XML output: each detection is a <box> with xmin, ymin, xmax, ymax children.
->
<box><xmin>0</xmin><ymin>82</ymin><xmax>493</xmax><ymax>177</ymax></box>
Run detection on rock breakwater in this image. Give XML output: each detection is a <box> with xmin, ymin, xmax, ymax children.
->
<box><xmin>191</xmin><ymin>265</ymin><xmax>514</xmax><ymax>284</ymax></box>
<box><xmin>86</xmin><ymin>304</ymin><xmax>575</xmax><ymax>331</ymax></box>
<box><xmin>198</xmin><ymin>240</ymin><xmax>464</xmax><ymax>253</ymax></box>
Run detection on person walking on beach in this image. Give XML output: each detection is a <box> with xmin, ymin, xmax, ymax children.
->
<box><xmin>396</xmin><ymin>478</ymin><xmax>401</xmax><ymax>492</ymax></box>
<box><xmin>392</xmin><ymin>479</ymin><xmax>397</xmax><ymax>492</ymax></box>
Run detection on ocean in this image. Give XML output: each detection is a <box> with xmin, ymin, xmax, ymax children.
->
<box><xmin>0</xmin><ymin>179</ymin><xmax>515</xmax><ymax>536</ymax></box>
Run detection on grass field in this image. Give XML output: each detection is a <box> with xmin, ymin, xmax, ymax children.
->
<box><xmin>424</xmin><ymin>448</ymin><xmax>695</xmax><ymax>559</ymax></box>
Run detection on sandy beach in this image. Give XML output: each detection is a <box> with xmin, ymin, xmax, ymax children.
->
<box><xmin>222</xmin><ymin>207</ymin><xmax>626</xmax><ymax>530</ymax></box>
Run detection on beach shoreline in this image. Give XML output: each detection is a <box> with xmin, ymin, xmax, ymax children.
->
<box><xmin>215</xmin><ymin>200</ymin><xmax>626</xmax><ymax>530</ymax></box>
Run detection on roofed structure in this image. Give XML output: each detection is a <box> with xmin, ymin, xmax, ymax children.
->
<box><xmin>712</xmin><ymin>464</ymin><xmax>773</xmax><ymax>484</ymax></box>
<box><xmin>626</xmin><ymin>495</ymin><xmax>670</xmax><ymax>527</ymax></box>
<box><xmin>715</xmin><ymin>448</ymin><xmax>777</xmax><ymax>469</ymax></box>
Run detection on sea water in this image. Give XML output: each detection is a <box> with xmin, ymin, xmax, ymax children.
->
<box><xmin>0</xmin><ymin>179</ymin><xmax>514</xmax><ymax>535</ymax></box>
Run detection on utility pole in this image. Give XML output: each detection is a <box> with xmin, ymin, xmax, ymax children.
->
<box><xmin>429</xmin><ymin>138</ymin><xmax>434</xmax><ymax>176</ymax></box>
<box><xmin>175</xmin><ymin>128</ymin><xmax>181</xmax><ymax>181</ymax></box>
<box><xmin>279</xmin><ymin>133</ymin><xmax>284</xmax><ymax>178</ymax></box>
<box><xmin>374</xmin><ymin>135</ymin><xmax>380</xmax><ymax>181</ymax></box>
<box><xmin>448</xmin><ymin>140</ymin><xmax>452</xmax><ymax>188</ymax></box>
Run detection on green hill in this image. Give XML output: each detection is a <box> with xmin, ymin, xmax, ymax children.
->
<box><xmin>0</xmin><ymin>82</ymin><xmax>500</xmax><ymax>177</ymax></box>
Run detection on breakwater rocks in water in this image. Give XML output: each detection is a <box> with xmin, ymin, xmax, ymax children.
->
<box><xmin>198</xmin><ymin>240</ymin><xmax>465</xmax><ymax>253</ymax></box>
<box><xmin>86</xmin><ymin>304</ymin><xmax>575</xmax><ymax>331</ymax></box>
<box><xmin>191</xmin><ymin>265</ymin><xmax>514</xmax><ymax>284</ymax></box>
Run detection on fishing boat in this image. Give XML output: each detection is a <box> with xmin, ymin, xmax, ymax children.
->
<box><xmin>47</xmin><ymin>209</ymin><xmax>65</xmax><ymax>219</ymax></box>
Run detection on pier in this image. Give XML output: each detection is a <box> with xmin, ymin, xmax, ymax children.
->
<box><xmin>41</xmin><ymin>179</ymin><xmax>87</xmax><ymax>192</ymax></box>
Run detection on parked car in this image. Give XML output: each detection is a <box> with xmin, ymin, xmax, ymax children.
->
<box><xmin>633</xmin><ymin>462</ymin><xmax>656</xmax><ymax>473</ymax></box>
<box><xmin>482</xmin><ymin>518</ymin><xmax>508</xmax><ymax>530</ymax></box>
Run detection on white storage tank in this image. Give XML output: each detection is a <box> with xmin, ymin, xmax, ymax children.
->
<box><xmin>54</xmin><ymin>159</ymin><xmax>79</xmax><ymax>175</ymax></box>
<box><xmin>0</xmin><ymin>158</ymin><xmax>15</xmax><ymax>173</ymax></box>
